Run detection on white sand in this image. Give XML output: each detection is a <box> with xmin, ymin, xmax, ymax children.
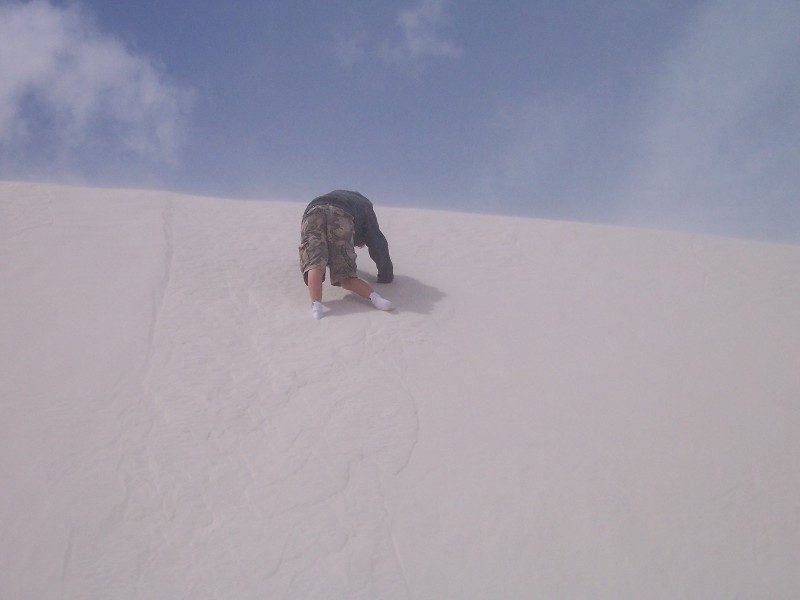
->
<box><xmin>2</xmin><ymin>181</ymin><xmax>799</xmax><ymax>599</ymax></box>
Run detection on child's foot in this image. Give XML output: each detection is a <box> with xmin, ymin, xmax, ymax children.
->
<box><xmin>369</xmin><ymin>292</ymin><xmax>394</xmax><ymax>311</ymax></box>
<box><xmin>311</xmin><ymin>301</ymin><xmax>324</xmax><ymax>320</ymax></box>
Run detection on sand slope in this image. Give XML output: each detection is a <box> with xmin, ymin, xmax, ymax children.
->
<box><xmin>2</xmin><ymin>182</ymin><xmax>799</xmax><ymax>599</ymax></box>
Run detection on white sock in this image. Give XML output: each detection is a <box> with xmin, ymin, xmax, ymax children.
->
<box><xmin>369</xmin><ymin>292</ymin><xmax>394</xmax><ymax>311</ymax></box>
<box><xmin>311</xmin><ymin>301</ymin><xmax>324</xmax><ymax>320</ymax></box>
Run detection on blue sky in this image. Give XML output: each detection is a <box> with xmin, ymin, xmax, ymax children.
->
<box><xmin>1</xmin><ymin>0</ymin><xmax>799</xmax><ymax>243</ymax></box>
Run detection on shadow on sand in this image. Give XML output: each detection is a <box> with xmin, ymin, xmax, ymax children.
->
<box><xmin>323</xmin><ymin>273</ymin><xmax>445</xmax><ymax>317</ymax></box>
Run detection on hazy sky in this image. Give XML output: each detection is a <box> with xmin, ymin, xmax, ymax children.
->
<box><xmin>1</xmin><ymin>0</ymin><xmax>798</xmax><ymax>243</ymax></box>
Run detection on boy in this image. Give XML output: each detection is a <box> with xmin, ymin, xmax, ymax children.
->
<box><xmin>299</xmin><ymin>190</ymin><xmax>394</xmax><ymax>319</ymax></box>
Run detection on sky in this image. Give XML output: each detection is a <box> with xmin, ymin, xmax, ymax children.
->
<box><xmin>1</xmin><ymin>0</ymin><xmax>798</xmax><ymax>244</ymax></box>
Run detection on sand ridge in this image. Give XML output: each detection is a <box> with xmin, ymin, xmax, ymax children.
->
<box><xmin>2</xmin><ymin>182</ymin><xmax>799</xmax><ymax>598</ymax></box>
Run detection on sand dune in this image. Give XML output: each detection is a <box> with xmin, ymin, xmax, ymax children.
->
<box><xmin>2</xmin><ymin>182</ymin><xmax>799</xmax><ymax>599</ymax></box>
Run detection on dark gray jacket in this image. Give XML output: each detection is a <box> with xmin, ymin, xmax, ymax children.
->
<box><xmin>304</xmin><ymin>190</ymin><xmax>394</xmax><ymax>283</ymax></box>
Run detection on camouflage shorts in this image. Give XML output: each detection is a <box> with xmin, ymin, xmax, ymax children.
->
<box><xmin>299</xmin><ymin>204</ymin><xmax>357</xmax><ymax>286</ymax></box>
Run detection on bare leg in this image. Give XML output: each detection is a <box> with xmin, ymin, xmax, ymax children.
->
<box><xmin>306</xmin><ymin>268</ymin><xmax>324</xmax><ymax>303</ymax></box>
<box><xmin>341</xmin><ymin>277</ymin><xmax>394</xmax><ymax>311</ymax></box>
<box><xmin>340</xmin><ymin>277</ymin><xmax>373</xmax><ymax>299</ymax></box>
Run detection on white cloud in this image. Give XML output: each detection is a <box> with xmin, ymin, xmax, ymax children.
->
<box><xmin>392</xmin><ymin>0</ymin><xmax>460</xmax><ymax>60</ymax></box>
<box><xmin>0</xmin><ymin>0</ymin><xmax>192</xmax><ymax>174</ymax></box>
<box><xmin>481</xmin><ymin>0</ymin><xmax>800</xmax><ymax>242</ymax></box>
<box><xmin>622</xmin><ymin>0</ymin><xmax>800</xmax><ymax>240</ymax></box>
<box><xmin>331</xmin><ymin>17</ymin><xmax>368</xmax><ymax>69</ymax></box>
<box><xmin>332</xmin><ymin>1</ymin><xmax>459</xmax><ymax>70</ymax></box>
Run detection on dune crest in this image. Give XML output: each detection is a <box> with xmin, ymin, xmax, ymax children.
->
<box><xmin>2</xmin><ymin>182</ymin><xmax>799</xmax><ymax>599</ymax></box>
